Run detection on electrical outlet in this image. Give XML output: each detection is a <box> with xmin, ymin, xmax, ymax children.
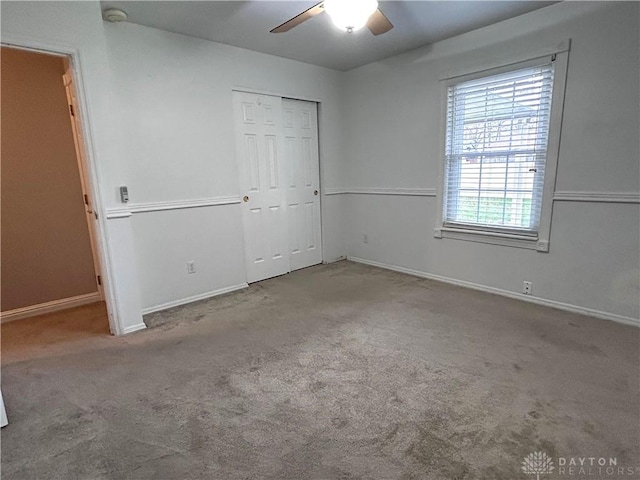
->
<box><xmin>523</xmin><ymin>281</ymin><xmax>532</xmax><ymax>295</ymax></box>
<box><xmin>187</xmin><ymin>261</ymin><xmax>196</xmax><ymax>274</ymax></box>
<box><xmin>363</xmin><ymin>234</ymin><xmax>369</xmax><ymax>244</ymax></box>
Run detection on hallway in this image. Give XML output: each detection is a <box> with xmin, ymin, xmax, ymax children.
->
<box><xmin>2</xmin><ymin>302</ymin><xmax>110</xmax><ymax>365</ymax></box>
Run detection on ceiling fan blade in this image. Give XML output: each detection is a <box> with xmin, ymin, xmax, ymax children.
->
<box><xmin>367</xmin><ymin>8</ymin><xmax>393</xmax><ymax>36</ymax></box>
<box><xmin>270</xmin><ymin>2</ymin><xmax>325</xmax><ymax>33</ymax></box>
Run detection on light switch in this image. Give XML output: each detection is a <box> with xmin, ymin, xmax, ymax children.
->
<box><xmin>119</xmin><ymin>186</ymin><xmax>129</xmax><ymax>203</ymax></box>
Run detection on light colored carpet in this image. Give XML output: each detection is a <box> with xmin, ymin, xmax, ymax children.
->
<box><xmin>1</xmin><ymin>261</ymin><xmax>639</xmax><ymax>479</ymax></box>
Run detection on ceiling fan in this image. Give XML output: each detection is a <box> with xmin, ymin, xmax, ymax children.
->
<box><xmin>270</xmin><ymin>0</ymin><xmax>394</xmax><ymax>35</ymax></box>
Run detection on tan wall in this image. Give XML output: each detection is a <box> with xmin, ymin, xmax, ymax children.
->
<box><xmin>1</xmin><ymin>47</ymin><xmax>97</xmax><ymax>311</ymax></box>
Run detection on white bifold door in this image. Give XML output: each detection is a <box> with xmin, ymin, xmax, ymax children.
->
<box><xmin>282</xmin><ymin>99</ymin><xmax>322</xmax><ymax>271</ymax></box>
<box><xmin>234</xmin><ymin>92</ymin><xmax>289</xmax><ymax>284</ymax></box>
<box><xmin>233</xmin><ymin>92</ymin><xmax>322</xmax><ymax>284</ymax></box>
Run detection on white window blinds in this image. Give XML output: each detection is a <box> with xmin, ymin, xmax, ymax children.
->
<box><xmin>443</xmin><ymin>62</ymin><xmax>555</xmax><ymax>234</ymax></box>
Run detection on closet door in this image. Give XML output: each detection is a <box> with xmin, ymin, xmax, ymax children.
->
<box><xmin>233</xmin><ymin>92</ymin><xmax>290</xmax><ymax>283</ymax></box>
<box><xmin>282</xmin><ymin>99</ymin><xmax>322</xmax><ymax>271</ymax></box>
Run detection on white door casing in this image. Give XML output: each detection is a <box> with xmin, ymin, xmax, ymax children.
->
<box><xmin>63</xmin><ymin>67</ymin><xmax>104</xmax><ymax>299</ymax></box>
<box><xmin>233</xmin><ymin>92</ymin><xmax>290</xmax><ymax>283</ymax></box>
<box><xmin>282</xmin><ymin>99</ymin><xmax>322</xmax><ymax>271</ymax></box>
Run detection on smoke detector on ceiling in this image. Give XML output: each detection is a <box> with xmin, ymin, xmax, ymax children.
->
<box><xmin>103</xmin><ymin>8</ymin><xmax>128</xmax><ymax>23</ymax></box>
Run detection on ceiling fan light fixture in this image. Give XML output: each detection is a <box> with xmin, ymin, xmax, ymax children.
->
<box><xmin>324</xmin><ymin>0</ymin><xmax>378</xmax><ymax>33</ymax></box>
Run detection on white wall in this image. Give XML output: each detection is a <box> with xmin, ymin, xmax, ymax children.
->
<box><xmin>1</xmin><ymin>1</ymin><xmax>347</xmax><ymax>328</ymax></box>
<box><xmin>3</xmin><ymin>1</ymin><xmax>637</xmax><ymax>329</ymax></box>
<box><xmin>342</xmin><ymin>2</ymin><xmax>640</xmax><ymax>324</ymax></box>
<box><xmin>102</xmin><ymin>22</ymin><xmax>347</xmax><ymax>312</ymax></box>
<box><xmin>1</xmin><ymin>1</ymin><xmax>144</xmax><ymax>334</ymax></box>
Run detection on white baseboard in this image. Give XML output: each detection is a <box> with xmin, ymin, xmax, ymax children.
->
<box><xmin>323</xmin><ymin>255</ymin><xmax>347</xmax><ymax>264</ymax></box>
<box><xmin>347</xmin><ymin>256</ymin><xmax>639</xmax><ymax>328</ymax></box>
<box><xmin>122</xmin><ymin>322</ymin><xmax>147</xmax><ymax>335</ymax></box>
<box><xmin>1</xmin><ymin>292</ymin><xmax>102</xmax><ymax>323</ymax></box>
<box><xmin>141</xmin><ymin>283</ymin><xmax>249</xmax><ymax>315</ymax></box>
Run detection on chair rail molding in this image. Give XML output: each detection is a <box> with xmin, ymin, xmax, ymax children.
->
<box><xmin>106</xmin><ymin>196</ymin><xmax>241</xmax><ymax>219</ymax></box>
<box><xmin>324</xmin><ymin>187</ymin><xmax>437</xmax><ymax>196</ymax></box>
<box><xmin>553</xmin><ymin>191</ymin><xmax>640</xmax><ymax>204</ymax></box>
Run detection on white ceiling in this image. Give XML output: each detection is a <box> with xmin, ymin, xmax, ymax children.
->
<box><xmin>100</xmin><ymin>1</ymin><xmax>558</xmax><ymax>71</ymax></box>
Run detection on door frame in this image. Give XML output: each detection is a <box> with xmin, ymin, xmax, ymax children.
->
<box><xmin>231</xmin><ymin>86</ymin><xmax>325</xmax><ymax>269</ymax></box>
<box><xmin>1</xmin><ymin>37</ymin><xmax>118</xmax><ymax>334</ymax></box>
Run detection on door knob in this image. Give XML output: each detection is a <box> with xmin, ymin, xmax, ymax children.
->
<box><xmin>314</xmin><ymin>190</ymin><xmax>318</xmax><ymax>196</ymax></box>
<box><xmin>243</xmin><ymin>195</ymin><xmax>249</xmax><ymax>202</ymax></box>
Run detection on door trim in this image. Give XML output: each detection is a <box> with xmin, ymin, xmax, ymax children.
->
<box><xmin>232</xmin><ymin>86</ymin><xmax>322</xmax><ymax>104</ymax></box>
<box><xmin>1</xmin><ymin>35</ymin><xmax>120</xmax><ymax>335</ymax></box>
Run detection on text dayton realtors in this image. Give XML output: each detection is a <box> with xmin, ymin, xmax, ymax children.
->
<box><xmin>557</xmin><ymin>457</ymin><xmax>639</xmax><ymax>477</ymax></box>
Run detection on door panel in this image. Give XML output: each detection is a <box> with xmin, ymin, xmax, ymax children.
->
<box><xmin>63</xmin><ymin>68</ymin><xmax>103</xmax><ymax>298</ymax></box>
<box><xmin>304</xmin><ymin>201</ymin><xmax>316</xmax><ymax>249</ymax></box>
<box><xmin>282</xmin><ymin>99</ymin><xmax>322</xmax><ymax>271</ymax></box>
<box><xmin>289</xmin><ymin>203</ymin><xmax>301</xmax><ymax>254</ymax></box>
<box><xmin>234</xmin><ymin>92</ymin><xmax>290</xmax><ymax>283</ymax></box>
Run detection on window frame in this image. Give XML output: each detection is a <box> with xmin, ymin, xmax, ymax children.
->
<box><xmin>434</xmin><ymin>42</ymin><xmax>570</xmax><ymax>252</ymax></box>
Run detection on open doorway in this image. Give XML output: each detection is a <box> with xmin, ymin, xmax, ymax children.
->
<box><xmin>1</xmin><ymin>46</ymin><xmax>110</xmax><ymax>358</ymax></box>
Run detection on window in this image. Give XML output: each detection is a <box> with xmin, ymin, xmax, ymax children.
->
<box><xmin>435</xmin><ymin>45</ymin><xmax>569</xmax><ymax>252</ymax></box>
<box><xmin>443</xmin><ymin>63</ymin><xmax>554</xmax><ymax>235</ymax></box>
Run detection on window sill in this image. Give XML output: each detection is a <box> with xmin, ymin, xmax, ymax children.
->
<box><xmin>434</xmin><ymin>227</ymin><xmax>549</xmax><ymax>252</ymax></box>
